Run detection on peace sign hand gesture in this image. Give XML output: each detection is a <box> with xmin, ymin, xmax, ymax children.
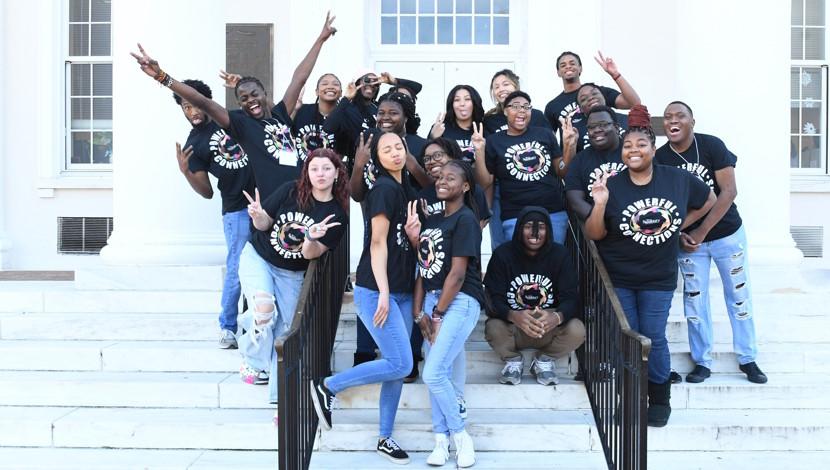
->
<box><xmin>594</xmin><ymin>50</ymin><xmax>620</xmax><ymax>78</ymax></box>
<box><xmin>355</xmin><ymin>132</ymin><xmax>373</xmax><ymax>168</ymax></box>
<box><xmin>430</xmin><ymin>112</ymin><xmax>446</xmax><ymax>139</ymax></box>
<box><xmin>307</xmin><ymin>214</ymin><xmax>342</xmax><ymax>242</ymax></box>
<box><xmin>590</xmin><ymin>172</ymin><xmax>611</xmax><ymax>205</ymax></box>
<box><xmin>404</xmin><ymin>200</ymin><xmax>422</xmax><ymax>247</ymax></box>
<box><xmin>219</xmin><ymin>70</ymin><xmax>242</xmax><ymax>89</ymax></box>
<box><xmin>471</xmin><ymin>121</ymin><xmax>486</xmax><ymax>152</ymax></box>
<box><xmin>129</xmin><ymin>43</ymin><xmax>161</xmax><ymax>79</ymax></box>
<box><xmin>318</xmin><ymin>11</ymin><xmax>337</xmax><ymax>42</ymax></box>
<box><xmin>175</xmin><ymin>142</ymin><xmax>193</xmax><ymax>175</ymax></box>
<box><xmin>559</xmin><ymin>116</ymin><xmax>577</xmax><ymax>149</ymax></box>
<box><xmin>243</xmin><ymin>188</ymin><xmax>272</xmax><ymax>230</ymax></box>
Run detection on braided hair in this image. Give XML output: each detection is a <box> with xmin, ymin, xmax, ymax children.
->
<box><xmin>624</xmin><ymin>105</ymin><xmax>656</xmax><ymax>145</ymax></box>
<box><xmin>443</xmin><ymin>159</ymin><xmax>479</xmax><ymax>218</ymax></box>
<box><xmin>234</xmin><ymin>76</ymin><xmax>267</xmax><ymax>99</ymax></box>
<box><xmin>377</xmin><ymin>91</ymin><xmax>419</xmax><ymax>135</ymax></box>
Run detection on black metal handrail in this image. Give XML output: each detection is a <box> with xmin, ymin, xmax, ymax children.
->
<box><xmin>275</xmin><ymin>231</ymin><xmax>349</xmax><ymax>470</ymax></box>
<box><xmin>565</xmin><ymin>217</ymin><xmax>651</xmax><ymax>470</ymax></box>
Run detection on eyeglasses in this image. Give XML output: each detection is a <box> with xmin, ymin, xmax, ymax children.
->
<box><xmin>423</xmin><ymin>151</ymin><xmax>448</xmax><ymax>163</ymax></box>
<box><xmin>586</xmin><ymin>121</ymin><xmax>615</xmax><ymax>132</ymax></box>
<box><xmin>506</xmin><ymin>103</ymin><xmax>532</xmax><ymax>112</ymax></box>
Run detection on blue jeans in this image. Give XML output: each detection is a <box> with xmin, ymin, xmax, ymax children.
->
<box><xmin>488</xmin><ymin>184</ymin><xmax>506</xmax><ymax>250</ymax></box>
<box><xmin>326</xmin><ymin>286</ymin><xmax>414</xmax><ymax>438</ymax></box>
<box><xmin>614</xmin><ymin>288</ymin><xmax>674</xmax><ymax>383</ymax></box>
<box><xmin>422</xmin><ymin>292</ymin><xmax>469</xmax><ymax>403</ymax></box>
<box><xmin>237</xmin><ymin>242</ymin><xmax>305</xmax><ymax>403</ymax></box>
<box><xmin>502</xmin><ymin>210</ymin><xmax>568</xmax><ymax>245</ymax></box>
<box><xmin>422</xmin><ymin>291</ymin><xmax>480</xmax><ymax>435</ymax></box>
<box><xmin>220</xmin><ymin>209</ymin><xmax>250</xmax><ymax>332</ymax></box>
<box><xmin>678</xmin><ymin>225</ymin><xmax>757</xmax><ymax>368</ymax></box>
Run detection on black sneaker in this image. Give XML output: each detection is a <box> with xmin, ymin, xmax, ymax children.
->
<box><xmin>403</xmin><ymin>361</ymin><xmax>419</xmax><ymax>383</ymax></box>
<box><xmin>739</xmin><ymin>361</ymin><xmax>768</xmax><ymax>384</ymax></box>
<box><xmin>377</xmin><ymin>437</ymin><xmax>410</xmax><ymax>465</ymax></box>
<box><xmin>310</xmin><ymin>379</ymin><xmax>334</xmax><ymax>430</ymax></box>
<box><xmin>669</xmin><ymin>370</ymin><xmax>682</xmax><ymax>384</ymax></box>
<box><xmin>686</xmin><ymin>365</ymin><xmax>711</xmax><ymax>383</ymax></box>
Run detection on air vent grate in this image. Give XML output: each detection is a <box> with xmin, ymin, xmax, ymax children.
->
<box><xmin>790</xmin><ymin>225</ymin><xmax>824</xmax><ymax>258</ymax></box>
<box><xmin>57</xmin><ymin>217</ymin><xmax>113</xmax><ymax>254</ymax></box>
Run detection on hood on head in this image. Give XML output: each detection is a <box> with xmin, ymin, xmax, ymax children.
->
<box><xmin>511</xmin><ymin>206</ymin><xmax>553</xmax><ymax>255</ymax></box>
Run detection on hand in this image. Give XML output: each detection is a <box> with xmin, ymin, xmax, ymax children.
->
<box><xmin>471</xmin><ymin>121</ymin><xmax>486</xmax><ymax>153</ymax></box>
<box><xmin>594</xmin><ymin>50</ymin><xmax>620</xmax><ymax>78</ymax></box>
<box><xmin>417</xmin><ymin>315</ymin><xmax>434</xmax><ymax>344</ymax></box>
<box><xmin>680</xmin><ymin>232</ymin><xmax>700</xmax><ymax>253</ymax></box>
<box><xmin>175</xmin><ymin>142</ymin><xmax>193</xmax><ymax>174</ymax></box>
<box><xmin>534</xmin><ymin>309</ymin><xmax>562</xmax><ymax>334</ymax></box>
<box><xmin>379</xmin><ymin>71</ymin><xmax>397</xmax><ymax>85</ymax></box>
<box><xmin>129</xmin><ymin>43</ymin><xmax>161</xmax><ymax>79</ymax></box>
<box><xmin>590</xmin><ymin>172</ymin><xmax>610</xmax><ymax>205</ymax></box>
<box><xmin>373</xmin><ymin>292</ymin><xmax>390</xmax><ymax>328</ymax></box>
<box><xmin>307</xmin><ymin>214</ymin><xmax>342</xmax><ymax>241</ymax></box>
<box><xmin>430</xmin><ymin>112</ymin><xmax>446</xmax><ymax>139</ymax></box>
<box><xmin>685</xmin><ymin>226</ymin><xmax>708</xmax><ymax>245</ymax></box>
<box><xmin>318</xmin><ymin>11</ymin><xmax>337</xmax><ymax>42</ymax></box>
<box><xmin>430</xmin><ymin>315</ymin><xmax>442</xmax><ymax>344</ymax></box>
<box><xmin>559</xmin><ymin>116</ymin><xmax>577</xmax><ymax>149</ymax></box>
<box><xmin>355</xmin><ymin>132</ymin><xmax>372</xmax><ymax>167</ymax></box>
<box><xmin>243</xmin><ymin>188</ymin><xmax>270</xmax><ymax>228</ymax></box>
<box><xmin>219</xmin><ymin>69</ymin><xmax>242</xmax><ymax>89</ymax></box>
<box><xmin>509</xmin><ymin>309</ymin><xmax>546</xmax><ymax>339</ymax></box>
<box><xmin>404</xmin><ymin>200</ymin><xmax>422</xmax><ymax>245</ymax></box>
<box><xmin>344</xmin><ymin>81</ymin><xmax>358</xmax><ymax>100</ymax></box>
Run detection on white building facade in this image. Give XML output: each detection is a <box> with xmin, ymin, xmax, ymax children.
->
<box><xmin>0</xmin><ymin>0</ymin><xmax>818</xmax><ymax>272</ymax></box>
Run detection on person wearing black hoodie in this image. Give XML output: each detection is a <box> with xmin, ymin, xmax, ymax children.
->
<box><xmin>483</xmin><ymin>206</ymin><xmax>585</xmax><ymax>386</ymax></box>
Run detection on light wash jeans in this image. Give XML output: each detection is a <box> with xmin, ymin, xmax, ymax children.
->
<box><xmin>422</xmin><ymin>291</ymin><xmax>480</xmax><ymax>435</ymax></box>
<box><xmin>614</xmin><ymin>288</ymin><xmax>674</xmax><ymax>384</ymax></box>
<box><xmin>220</xmin><ymin>208</ymin><xmax>250</xmax><ymax>333</ymax></box>
<box><xmin>501</xmin><ymin>210</ymin><xmax>568</xmax><ymax>246</ymax></box>
<box><xmin>677</xmin><ymin>225</ymin><xmax>757</xmax><ymax>368</ymax></box>
<box><xmin>422</xmin><ymin>292</ymin><xmax>469</xmax><ymax>402</ymax></box>
<box><xmin>237</xmin><ymin>242</ymin><xmax>305</xmax><ymax>403</ymax></box>
<box><xmin>326</xmin><ymin>286</ymin><xmax>414</xmax><ymax>438</ymax></box>
<box><xmin>488</xmin><ymin>184</ymin><xmax>506</xmax><ymax>250</ymax></box>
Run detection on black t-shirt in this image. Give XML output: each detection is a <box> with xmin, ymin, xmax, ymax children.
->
<box><xmin>406</xmin><ymin>133</ymin><xmax>428</xmax><ymax>191</ymax></box>
<box><xmin>323</xmin><ymin>98</ymin><xmax>376</xmax><ymax>163</ymax></box>
<box><xmin>598</xmin><ymin>165</ymin><xmax>711</xmax><ymax>290</ymax></box>
<box><xmin>418</xmin><ymin>185</ymin><xmax>491</xmax><ymax>223</ymax></box>
<box><xmin>564</xmin><ymin>144</ymin><xmax>626</xmax><ymax>202</ymax></box>
<box><xmin>418</xmin><ymin>207</ymin><xmax>484</xmax><ymax>305</ymax></box>
<box><xmin>655</xmin><ymin>133</ymin><xmax>743</xmax><ymax>242</ymax></box>
<box><xmin>356</xmin><ymin>176</ymin><xmax>417</xmax><ymax>293</ymax></box>
<box><xmin>185</xmin><ymin>120</ymin><xmax>254</xmax><ymax>214</ymax></box>
<box><xmin>226</xmin><ymin>102</ymin><xmax>300</xmax><ymax>199</ymax></box>
<box><xmin>484</xmin><ymin>127</ymin><xmax>564</xmax><ymax>219</ymax></box>
<box><xmin>483</xmin><ymin>109</ymin><xmax>551</xmax><ymax>135</ymax></box>
<box><xmin>292</xmin><ymin>103</ymin><xmax>337</xmax><ymax>162</ymax></box>
<box><xmin>572</xmin><ymin>111</ymin><xmax>628</xmax><ymax>153</ymax></box>
<box><xmin>250</xmin><ymin>182</ymin><xmax>346</xmax><ymax>271</ymax></box>
<box><xmin>544</xmin><ymin>85</ymin><xmax>620</xmax><ymax>134</ymax></box>
<box><xmin>428</xmin><ymin>124</ymin><xmax>477</xmax><ymax>165</ymax></box>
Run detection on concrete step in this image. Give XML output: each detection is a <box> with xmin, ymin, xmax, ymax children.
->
<box><xmin>647</xmin><ymin>451</ymin><xmax>830</xmax><ymax>469</ymax></box>
<box><xmin>648</xmin><ymin>409</ymin><xmax>830</xmax><ymax>451</ymax></box>
<box><xmin>669</xmin><ymin>373</ymin><xmax>830</xmax><ymax>409</ymax></box>
<box><xmin>318</xmin><ymin>408</ymin><xmax>597</xmax><ymax>452</ymax></box>
<box><xmin>0</xmin><ymin>448</ymin><xmax>280</xmax><ymax>469</ymax></box>
<box><xmin>0</xmin><ymin>313</ymin><xmax>219</xmax><ymax>341</ymax></box>
<box><xmin>309</xmin><ymin>451</ymin><xmax>608</xmax><ymax>469</ymax></box>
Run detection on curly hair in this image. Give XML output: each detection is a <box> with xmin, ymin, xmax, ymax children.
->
<box><xmin>174</xmin><ymin>79</ymin><xmax>212</xmax><ymax>105</ymax></box>
<box><xmin>377</xmin><ymin>91</ymin><xmax>419</xmax><ymax>135</ymax></box>
<box><xmin>295</xmin><ymin>148</ymin><xmax>350</xmax><ymax>212</ymax></box>
<box><xmin>624</xmin><ymin>105</ymin><xmax>656</xmax><ymax>146</ymax></box>
<box><xmin>445</xmin><ymin>85</ymin><xmax>484</xmax><ymax>130</ymax></box>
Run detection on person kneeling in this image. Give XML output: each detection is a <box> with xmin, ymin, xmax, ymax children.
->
<box><xmin>483</xmin><ymin>206</ymin><xmax>585</xmax><ymax>386</ymax></box>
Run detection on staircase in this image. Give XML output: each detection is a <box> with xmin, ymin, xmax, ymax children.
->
<box><xmin>0</xmin><ymin>264</ymin><xmax>829</xmax><ymax>469</ymax></box>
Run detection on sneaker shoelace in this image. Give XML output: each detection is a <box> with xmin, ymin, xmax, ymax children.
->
<box><xmin>502</xmin><ymin>361</ymin><xmax>522</xmax><ymax>375</ymax></box>
<box><xmin>382</xmin><ymin>438</ymin><xmax>402</xmax><ymax>452</ymax></box>
<box><xmin>534</xmin><ymin>360</ymin><xmax>555</xmax><ymax>373</ymax></box>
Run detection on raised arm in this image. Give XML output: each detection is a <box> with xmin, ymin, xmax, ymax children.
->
<box><xmin>280</xmin><ymin>12</ymin><xmax>337</xmax><ymax>112</ymax></box>
<box><xmin>301</xmin><ymin>214</ymin><xmax>342</xmax><ymax>259</ymax></box>
<box><xmin>131</xmin><ymin>44</ymin><xmax>231</xmax><ymax>129</ymax></box>
<box><xmin>470</xmin><ymin>122</ymin><xmax>493</xmax><ymax>190</ymax></box>
<box><xmin>554</xmin><ymin>116</ymin><xmax>577</xmax><ymax>178</ymax></box>
<box><xmin>584</xmin><ymin>173</ymin><xmax>609</xmax><ymax>240</ymax></box>
<box><xmin>594</xmin><ymin>51</ymin><xmax>641</xmax><ymax>110</ymax></box>
<box><xmin>349</xmin><ymin>132</ymin><xmax>372</xmax><ymax>202</ymax></box>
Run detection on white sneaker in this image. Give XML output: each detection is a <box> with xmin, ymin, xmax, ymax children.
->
<box><xmin>426</xmin><ymin>433</ymin><xmax>450</xmax><ymax>466</ymax></box>
<box><xmin>453</xmin><ymin>429</ymin><xmax>476</xmax><ymax>468</ymax></box>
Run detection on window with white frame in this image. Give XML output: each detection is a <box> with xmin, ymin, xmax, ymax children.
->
<box><xmin>66</xmin><ymin>0</ymin><xmax>112</xmax><ymax>169</ymax></box>
<box><xmin>380</xmin><ymin>0</ymin><xmax>509</xmax><ymax>46</ymax></box>
<box><xmin>791</xmin><ymin>0</ymin><xmax>827</xmax><ymax>173</ymax></box>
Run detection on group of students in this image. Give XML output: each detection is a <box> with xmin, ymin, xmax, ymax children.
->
<box><xmin>131</xmin><ymin>12</ymin><xmax>766</xmax><ymax>468</ymax></box>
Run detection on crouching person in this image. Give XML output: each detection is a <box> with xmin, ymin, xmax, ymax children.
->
<box><xmin>483</xmin><ymin>206</ymin><xmax>585</xmax><ymax>385</ymax></box>
<box><xmin>237</xmin><ymin>149</ymin><xmax>349</xmax><ymax>406</ymax></box>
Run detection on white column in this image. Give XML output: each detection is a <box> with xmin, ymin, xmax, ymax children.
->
<box><xmin>0</xmin><ymin>2</ymin><xmax>10</xmax><ymax>268</ymax></box>
<box><xmin>672</xmin><ymin>0</ymin><xmax>802</xmax><ymax>268</ymax></box>
<box><xmin>101</xmin><ymin>0</ymin><xmax>229</xmax><ymax>265</ymax></box>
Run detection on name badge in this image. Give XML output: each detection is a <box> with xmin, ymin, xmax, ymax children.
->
<box><xmin>278</xmin><ymin>149</ymin><xmax>298</xmax><ymax>167</ymax></box>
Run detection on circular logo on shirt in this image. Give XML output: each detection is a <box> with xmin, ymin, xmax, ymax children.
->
<box><xmin>417</xmin><ymin>228</ymin><xmax>445</xmax><ymax>279</ymax></box>
<box><xmin>270</xmin><ymin>212</ymin><xmax>315</xmax><ymax>259</ymax></box>
<box><xmin>586</xmin><ymin>162</ymin><xmax>627</xmax><ymax>196</ymax></box>
<box><xmin>363</xmin><ymin>162</ymin><xmax>378</xmax><ymax>190</ymax></box>
<box><xmin>619</xmin><ymin>198</ymin><xmax>682</xmax><ymax>246</ymax></box>
<box><xmin>263</xmin><ymin>119</ymin><xmax>297</xmax><ymax>162</ymax></box>
<box><xmin>209</xmin><ymin>130</ymin><xmax>249</xmax><ymax>169</ymax></box>
<box><xmin>507</xmin><ymin>274</ymin><xmax>555</xmax><ymax>310</ymax></box>
<box><xmin>680</xmin><ymin>163</ymin><xmax>714</xmax><ymax>189</ymax></box>
<box><xmin>296</xmin><ymin>124</ymin><xmax>335</xmax><ymax>161</ymax></box>
<box><xmin>505</xmin><ymin>141</ymin><xmax>551</xmax><ymax>182</ymax></box>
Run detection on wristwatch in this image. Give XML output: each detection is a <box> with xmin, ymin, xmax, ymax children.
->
<box><xmin>413</xmin><ymin>311</ymin><xmax>425</xmax><ymax>323</ymax></box>
<box><xmin>432</xmin><ymin>305</ymin><xmax>446</xmax><ymax>322</ymax></box>
<box><xmin>558</xmin><ymin>160</ymin><xmax>566</xmax><ymax>170</ymax></box>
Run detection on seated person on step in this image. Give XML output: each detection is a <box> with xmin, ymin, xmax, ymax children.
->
<box><xmin>483</xmin><ymin>206</ymin><xmax>585</xmax><ymax>386</ymax></box>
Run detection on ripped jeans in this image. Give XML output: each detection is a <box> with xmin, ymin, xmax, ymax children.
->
<box><xmin>677</xmin><ymin>225</ymin><xmax>757</xmax><ymax>368</ymax></box>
